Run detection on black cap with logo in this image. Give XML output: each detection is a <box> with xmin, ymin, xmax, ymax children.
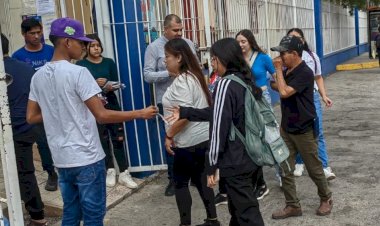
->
<box><xmin>271</xmin><ymin>35</ymin><xmax>304</xmax><ymax>52</ymax></box>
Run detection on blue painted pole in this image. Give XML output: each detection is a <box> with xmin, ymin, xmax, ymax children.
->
<box><xmin>354</xmin><ymin>8</ymin><xmax>360</xmax><ymax>55</ymax></box>
<box><xmin>314</xmin><ymin>0</ymin><xmax>323</xmax><ymax>59</ymax></box>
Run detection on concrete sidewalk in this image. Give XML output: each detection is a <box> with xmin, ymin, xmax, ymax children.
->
<box><xmin>336</xmin><ymin>53</ymin><xmax>379</xmax><ymax>71</ymax></box>
<box><xmin>0</xmin><ymin>147</ymin><xmax>159</xmax><ymax>225</ymax></box>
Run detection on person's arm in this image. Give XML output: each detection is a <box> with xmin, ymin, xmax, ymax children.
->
<box><xmin>164</xmin><ymin>119</ymin><xmax>189</xmax><ymax>155</ymax></box>
<box><xmin>143</xmin><ymin>45</ymin><xmax>170</xmax><ymax>83</ymax></box>
<box><xmin>272</xmin><ymin>57</ymin><xmax>296</xmax><ymax>98</ymax></box>
<box><xmin>207</xmin><ymin>79</ymin><xmax>234</xmax><ymax>187</ymax></box>
<box><xmin>312</xmin><ymin>53</ymin><xmax>333</xmax><ymax>107</ymax></box>
<box><xmin>180</xmin><ymin>106</ymin><xmax>211</xmax><ymax>121</ymax></box>
<box><xmin>85</xmin><ymin>95</ymin><xmax>157</xmax><ymax>124</ymax></box>
<box><xmin>315</xmin><ymin>75</ymin><xmax>332</xmax><ymax>107</ymax></box>
<box><xmin>26</xmin><ymin>100</ymin><xmax>43</xmax><ymax>124</ymax></box>
<box><xmin>270</xmin><ymin>80</ymin><xmax>279</xmax><ymax>91</ymax></box>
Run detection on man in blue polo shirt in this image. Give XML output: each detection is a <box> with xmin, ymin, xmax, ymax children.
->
<box><xmin>2</xmin><ymin>33</ymin><xmax>47</xmax><ymax>226</ymax></box>
<box><xmin>12</xmin><ymin>18</ymin><xmax>57</xmax><ymax>192</ymax></box>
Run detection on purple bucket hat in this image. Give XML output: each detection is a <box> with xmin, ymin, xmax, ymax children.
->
<box><xmin>50</xmin><ymin>17</ymin><xmax>94</xmax><ymax>42</ymax></box>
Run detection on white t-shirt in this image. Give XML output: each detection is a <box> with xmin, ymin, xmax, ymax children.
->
<box><xmin>162</xmin><ymin>72</ymin><xmax>209</xmax><ymax>148</ymax></box>
<box><xmin>29</xmin><ymin>60</ymin><xmax>105</xmax><ymax>168</ymax></box>
<box><xmin>302</xmin><ymin>50</ymin><xmax>321</xmax><ymax>90</ymax></box>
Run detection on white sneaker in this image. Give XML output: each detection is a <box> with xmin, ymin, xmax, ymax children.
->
<box><xmin>323</xmin><ymin>167</ymin><xmax>336</xmax><ymax>181</ymax></box>
<box><xmin>293</xmin><ymin>164</ymin><xmax>304</xmax><ymax>177</ymax></box>
<box><xmin>106</xmin><ymin>168</ymin><xmax>116</xmax><ymax>187</ymax></box>
<box><xmin>119</xmin><ymin>170</ymin><xmax>138</xmax><ymax>189</ymax></box>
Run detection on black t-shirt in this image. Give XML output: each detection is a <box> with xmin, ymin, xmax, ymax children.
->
<box><xmin>281</xmin><ymin>61</ymin><xmax>315</xmax><ymax>134</ymax></box>
<box><xmin>5</xmin><ymin>57</ymin><xmax>35</xmax><ymax>135</ymax></box>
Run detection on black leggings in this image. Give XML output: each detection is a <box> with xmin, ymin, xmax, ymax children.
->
<box><xmin>98</xmin><ymin>123</ymin><xmax>128</xmax><ymax>172</ymax></box>
<box><xmin>173</xmin><ymin>141</ymin><xmax>217</xmax><ymax>225</ymax></box>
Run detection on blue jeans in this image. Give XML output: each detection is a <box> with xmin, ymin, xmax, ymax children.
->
<box><xmin>296</xmin><ymin>91</ymin><xmax>329</xmax><ymax>168</ymax></box>
<box><xmin>58</xmin><ymin>159</ymin><xmax>106</xmax><ymax>226</ymax></box>
<box><xmin>262</xmin><ymin>89</ymin><xmax>272</xmax><ymax>105</ymax></box>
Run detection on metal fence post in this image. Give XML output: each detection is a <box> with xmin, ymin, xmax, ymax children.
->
<box><xmin>0</xmin><ymin>33</ymin><xmax>24</xmax><ymax>226</ymax></box>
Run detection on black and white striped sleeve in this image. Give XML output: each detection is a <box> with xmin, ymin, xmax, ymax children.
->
<box><xmin>207</xmin><ymin>79</ymin><xmax>233</xmax><ymax>175</ymax></box>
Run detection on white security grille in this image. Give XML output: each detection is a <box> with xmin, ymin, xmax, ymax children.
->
<box><xmin>209</xmin><ymin>0</ymin><xmax>315</xmax><ymax>57</ymax></box>
<box><xmin>358</xmin><ymin>10</ymin><xmax>368</xmax><ymax>44</ymax></box>
<box><xmin>322</xmin><ymin>1</ymin><xmax>356</xmax><ymax>55</ymax></box>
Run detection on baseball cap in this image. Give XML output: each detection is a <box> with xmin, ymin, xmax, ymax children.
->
<box><xmin>50</xmin><ymin>17</ymin><xmax>94</xmax><ymax>42</ymax></box>
<box><xmin>270</xmin><ymin>35</ymin><xmax>303</xmax><ymax>52</ymax></box>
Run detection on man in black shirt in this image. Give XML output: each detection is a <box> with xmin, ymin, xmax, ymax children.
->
<box><xmin>270</xmin><ymin>36</ymin><xmax>332</xmax><ymax>219</ymax></box>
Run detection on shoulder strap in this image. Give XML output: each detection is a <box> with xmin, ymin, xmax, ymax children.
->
<box><xmin>249</xmin><ymin>51</ymin><xmax>259</xmax><ymax>68</ymax></box>
<box><xmin>224</xmin><ymin>74</ymin><xmax>249</xmax><ymax>89</ymax></box>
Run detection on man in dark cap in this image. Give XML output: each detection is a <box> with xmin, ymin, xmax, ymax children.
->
<box><xmin>270</xmin><ymin>35</ymin><xmax>333</xmax><ymax>219</ymax></box>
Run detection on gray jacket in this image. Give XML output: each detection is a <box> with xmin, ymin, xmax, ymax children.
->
<box><xmin>143</xmin><ymin>36</ymin><xmax>196</xmax><ymax>104</ymax></box>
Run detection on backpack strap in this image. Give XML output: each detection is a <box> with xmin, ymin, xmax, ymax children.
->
<box><xmin>224</xmin><ymin>75</ymin><xmax>248</xmax><ymax>89</ymax></box>
<box><xmin>249</xmin><ymin>51</ymin><xmax>259</xmax><ymax>69</ymax></box>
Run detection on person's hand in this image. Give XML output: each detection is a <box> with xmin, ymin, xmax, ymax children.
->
<box><xmin>139</xmin><ymin>106</ymin><xmax>158</xmax><ymax>119</ymax></box>
<box><xmin>322</xmin><ymin>95</ymin><xmax>333</xmax><ymax>108</ymax></box>
<box><xmin>96</xmin><ymin>78</ymin><xmax>108</xmax><ymax>87</ymax></box>
<box><xmin>165</xmin><ymin>106</ymin><xmax>180</xmax><ymax>125</ymax></box>
<box><xmin>273</xmin><ymin>56</ymin><xmax>283</xmax><ymax>69</ymax></box>
<box><xmin>165</xmin><ymin>136</ymin><xmax>175</xmax><ymax>155</ymax></box>
<box><xmin>103</xmin><ymin>83</ymin><xmax>114</xmax><ymax>92</ymax></box>
<box><xmin>207</xmin><ymin>169</ymin><xmax>219</xmax><ymax>188</ymax></box>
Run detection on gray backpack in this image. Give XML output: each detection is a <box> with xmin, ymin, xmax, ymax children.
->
<box><xmin>225</xmin><ymin>75</ymin><xmax>290</xmax><ymax>167</ymax></box>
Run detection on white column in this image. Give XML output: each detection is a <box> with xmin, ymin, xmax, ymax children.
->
<box><xmin>0</xmin><ymin>33</ymin><xmax>24</xmax><ymax>226</ymax></box>
<box><xmin>293</xmin><ymin>0</ymin><xmax>297</xmax><ymax>27</ymax></box>
<box><xmin>94</xmin><ymin>0</ymin><xmax>115</xmax><ymax>59</ymax></box>
<box><xmin>203</xmin><ymin>0</ymin><xmax>212</xmax><ymax>75</ymax></box>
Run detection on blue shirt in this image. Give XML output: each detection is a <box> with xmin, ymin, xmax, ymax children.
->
<box><xmin>12</xmin><ymin>44</ymin><xmax>54</xmax><ymax>70</ymax></box>
<box><xmin>251</xmin><ymin>52</ymin><xmax>275</xmax><ymax>87</ymax></box>
<box><xmin>4</xmin><ymin>57</ymin><xmax>35</xmax><ymax>135</ymax></box>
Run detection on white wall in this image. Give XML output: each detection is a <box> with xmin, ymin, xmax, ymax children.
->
<box><xmin>0</xmin><ymin>0</ymin><xmax>24</xmax><ymax>54</ymax></box>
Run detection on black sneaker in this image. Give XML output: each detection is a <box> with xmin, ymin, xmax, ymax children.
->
<box><xmin>196</xmin><ymin>219</ymin><xmax>221</xmax><ymax>226</ymax></box>
<box><xmin>214</xmin><ymin>193</ymin><xmax>228</xmax><ymax>206</ymax></box>
<box><xmin>45</xmin><ymin>171</ymin><xmax>58</xmax><ymax>191</ymax></box>
<box><xmin>165</xmin><ymin>180</ymin><xmax>175</xmax><ymax>196</ymax></box>
<box><xmin>255</xmin><ymin>185</ymin><xmax>269</xmax><ymax>200</ymax></box>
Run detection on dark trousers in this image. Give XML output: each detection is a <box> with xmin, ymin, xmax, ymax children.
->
<box><xmin>14</xmin><ymin>129</ymin><xmax>44</xmax><ymax>220</ymax></box>
<box><xmin>219</xmin><ymin>167</ymin><xmax>265</xmax><ymax>194</ymax></box>
<box><xmin>173</xmin><ymin>141</ymin><xmax>217</xmax><ymax>225</ymax></box>
<box><xmin>280</xmin><ymin>128</ymin><xmax>332</xmax><ymax>208</ymax></box>
<box><xmin>224</xmin><ymin>171</ymin><xmax>264</xmax><ymax>226</ymax></box>
<box><xmin>252</xmin><ymin>167</ymin><xmax>266</xmax><ymax>188</ymax></box>
<box><xmin>35</xmin><ymin>123</ymin><xmax>55</xmax><ymax>173</ymax></box>
<box><xmin>98</xmin><ymin>123</ymin><xmax>128</xmax><ymax>172</ymax></box>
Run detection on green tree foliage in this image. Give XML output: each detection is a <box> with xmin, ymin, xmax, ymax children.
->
<box><xmin>327</xmin><ymin>0</ymin><xmax>380</xmax><ymax>9</ymax></box>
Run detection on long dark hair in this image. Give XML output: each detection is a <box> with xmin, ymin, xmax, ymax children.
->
<box><xmin>210</xmin><ymin>38</ymin><xmax>262</xmax><ymax>99</ymax></box>
<box><xmin>164</xmin><ymin>38</ymin><xmax>212</xmax><ymax>106</ymax></box>
<box><xmin>84</xmin><ymin>33</ymin><xmax>103</xmax><ymax>57</ymax></box>
<box><xmin>236</xmin><ymin>29</ymin><xmax>264</xmax><ymax>53</ymax></box>
<box><xmin>287</xmin><ymin>28</ymin><xmax>311</xmax><ymax>52</ymax></box>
